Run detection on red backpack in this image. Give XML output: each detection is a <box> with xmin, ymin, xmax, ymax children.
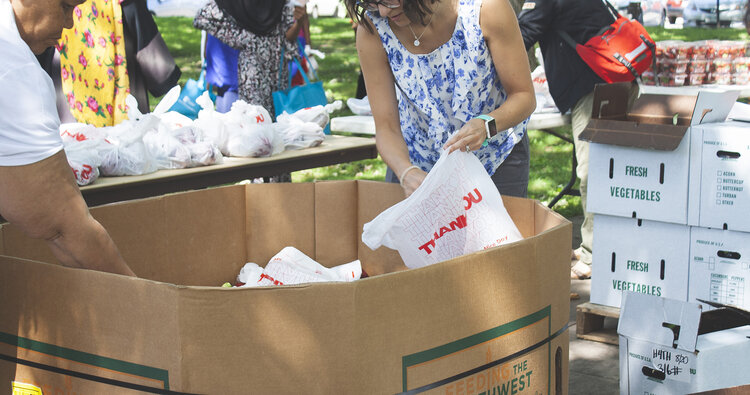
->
<box><xmin>558</xmin><ymin>1</ymin><xmax>657</xmax><ymax>84</ymax></box>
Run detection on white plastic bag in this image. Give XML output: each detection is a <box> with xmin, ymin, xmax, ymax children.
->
<box><xmin>225</xmin><ymin>123</ymin><xmax>284</xmax><ymax>157</ymax></box>
<box><xmin>274</xmin><ymin>110</ymin><xmax>326</xmax><ymax>150</ymax></box>
<box><xmin>98</xmin><ymin>138</ymin><xmax>158</xmax><ymax>176</ymax></box>
<box><xmin>143</xmin><ymin>130</ymin><xmax>192</xmax><ymax>169</ymax></box>
<box><xmin>228</xmin><ymin>100</ymin><xmax>273</xmax><ymax>125</ymax></box>
<box><xmin>59</xmin><ymin>122</ymin><xmax>106</xmax><ymax>143</ymax></box>
<box><xmin>346</xmin><ymin>96</ymin><xmax>372</xmax><ymax>115</ymax></box>
<box><xmin>98</xmin><ymin>116</ymin><xmax>159</xmax><ymax>176</ymax></box>
<box><xmin>193</xmin><ymin>92</ymin><xmax>231</xmax><ymax>154</ymax></box>
<box><xmin>279</xmin><ymin>105</ymin><xmax>329</xmax><ymax>129</ymax></box>
<box><xmin>362</xmin><ymin>150</ymin><xmax>522</xmax><ymax>269</ymax></box>
<box><xmin>274</xmin><ymin>121</ymin><xmax>325</xmax><ymax>150</ymax></box>
<box><xmin>64</xmin><ymin>139</ymin><xmax>103</xmax><ymax>186</ymax></box>
<box><xmin>187</xmin><ymin>141</ymin><xmax>223</xmax><ymax>166</ymax></box>
<box><xmin>236</xmin><ymin>247</ymin><xmax>362</xmax><ymax>287</ymax></box>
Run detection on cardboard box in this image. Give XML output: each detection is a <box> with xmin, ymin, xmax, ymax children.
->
<box><xmin>580</xmin><ymin>83</ymin><xmax>738</xmax><ymax>225</ymax></box>
<box><xmin>689</xmin><ymin>226</ymin><xmax>750</xmax><ymax>311</ymax></box>
<box><xmin>690</xmin><ymin>384</ymin><xmax>750</xmax><ymax>394</ymax></box>
<box><xmin>591</xmin><ymin>214</ymin><xmax>690</xmax><ymax>308</ymax></box>
<box><xmin>688</xmin><ymin>121</ymin><xmax>750</xmax><ymax>232</ymax></box>
<box><xmin>618</xmin><ymin>292</ymin><xmax>750</xmax><ymax>394</ymax></box>
<box><xmin>0</xmin><ymin>181</ymin><xmax>572</xmax><ymax>394</ymax></box>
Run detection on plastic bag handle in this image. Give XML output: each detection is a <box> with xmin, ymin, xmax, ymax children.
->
<box><xmin>277</xmin><ymin>44</ymin><xmax>317</xmax><ymax>91</ymax></box>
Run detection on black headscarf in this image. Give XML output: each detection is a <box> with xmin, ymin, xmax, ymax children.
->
<box><xmin>214</xmin><ymin>0</ymin><xmax>286</xmax><ymax>36</ymax></box>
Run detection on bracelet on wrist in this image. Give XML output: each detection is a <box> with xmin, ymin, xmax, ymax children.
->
<box><xmin>399</xmin><ymin>165</ymin><xmax>420</xmax><ymax>187</ymax></box>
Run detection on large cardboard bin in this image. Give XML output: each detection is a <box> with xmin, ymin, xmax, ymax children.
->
<box><xmin>580</xmin><ymin>83</ymin><xmax>738</xmax><ymax>225</ymax></box>
<box><xmin>618</xmin><ymin>292</ymin><xmax>750</xmax><ymax>394</ymax></box>
<box><xmin>0</xmin><ymin>181</ymin><xmax>571</xmax><ymax>394</ymax></box>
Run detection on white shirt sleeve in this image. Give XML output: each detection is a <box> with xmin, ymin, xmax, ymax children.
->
<box><xmin>0</xmin><ymin>58</ymin><xmax>63</xmax><ymax>166</ymax></box>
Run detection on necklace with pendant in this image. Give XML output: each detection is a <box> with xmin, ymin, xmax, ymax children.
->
<box><xmin>407</xmin><ymin>14</ymin><xmax>434</xmax><ymax>47</ymax></box>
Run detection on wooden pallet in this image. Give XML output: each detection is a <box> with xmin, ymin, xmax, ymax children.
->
<box><xmin>576</xmin><ymin>302</ymin><xmax>621</xmax><ymax>345</ymax></box>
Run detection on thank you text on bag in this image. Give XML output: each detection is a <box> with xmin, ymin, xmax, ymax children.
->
<box><xmin>362</xmin><ymin>150</ymin><xmax>523</xmax><ymax>269</ymax></box>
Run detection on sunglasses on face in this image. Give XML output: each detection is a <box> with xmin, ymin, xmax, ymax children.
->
<box><xmin>356</xmin><ymin>0</ymin><xmax>401</xmax><ymax>12</ymax></box>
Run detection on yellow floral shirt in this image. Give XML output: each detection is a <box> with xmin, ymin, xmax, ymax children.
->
<box><xmin>57</xmin><ymin>0</ymin><xmax>129</xmax><ymax>127</ymax></box>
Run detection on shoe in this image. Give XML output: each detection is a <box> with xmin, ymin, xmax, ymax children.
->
<box><xmin>570</xmin><ymin>259</ymin><xmax>592</xmax><ymax>280</ymax></box>
<box><xmin>571</xmin><ymin>247</ymin><xmax>583</xmax><ymax>261</ymax></box>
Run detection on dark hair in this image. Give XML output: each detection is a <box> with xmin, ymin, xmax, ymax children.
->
<box><xmin>345</xmin><ymin>0</ymin><xmax>439</xmax><ymax>33</ymax></box>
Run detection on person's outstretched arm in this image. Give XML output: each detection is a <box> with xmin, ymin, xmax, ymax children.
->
<box><xmin>356</xmin><ymin>22</ymin><xmax>427</xmax><ymax>197</ymax></box>
<box><xmin>0</xmin><ymin>151</ymin><xmax>136</xmax><ymax>276</ymax></box>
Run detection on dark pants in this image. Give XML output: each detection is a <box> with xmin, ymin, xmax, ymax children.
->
<box><xmin>385</xmin><ymin>132</ymin><xmax>530</xmax><ymax>198</ymax></box>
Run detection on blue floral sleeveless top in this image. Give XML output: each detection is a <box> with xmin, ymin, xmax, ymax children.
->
<box><xmin>370</xmin><ymin>0</ymin><xmax>528</xmax><ymax>175</ymax></box>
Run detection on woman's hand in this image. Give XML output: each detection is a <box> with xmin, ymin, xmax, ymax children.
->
<box><xmin>443</xmin><ymin>117</ymin><xmax>487</xmax><ymax>153</ymax></box>
<box><xmin>400</xmin><ymin>167</ymin><xmax>427</xmax><ymax>197</ymax></box>
<box><xmin>293</xmin><ymin>5</ymin><xmax>306</xmax><ymax>20</ymax></box>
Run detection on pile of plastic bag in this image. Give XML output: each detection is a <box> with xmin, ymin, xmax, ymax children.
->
<box><xmin>531</xmin><ymin>48</ymin><xmax>558</xmax><ymax>114</ymax></box>
<box><xmin>61</xmin><ymin>85</ymin><xmax>341</xmax><ymax>186</ymax></box>
<box><xmin>224</xmin><ymin>246</ymin><xmax>362</xmax><ymax>287</ymax></box>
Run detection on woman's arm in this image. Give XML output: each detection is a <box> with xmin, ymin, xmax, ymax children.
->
<box><xmin>444</xmin><ymin>0</ymin><xmax>536</xmax><ymax>153</ymax></box>
<box><xmin>356</xmin><ymin>23</ymin><xmax>425</xmax><ymax>196</ymax></box>
<box><xmin>285</xmin><ymin>6</ymin><xmax>307</xmax><ymax>42</ymax></box>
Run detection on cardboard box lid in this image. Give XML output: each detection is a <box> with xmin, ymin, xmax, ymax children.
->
<box><xmin>579</xmin><ymin>83</ymin><xmax>740</xmax><ymax>151</ymax></box>
<box><xmin>618</xmin><ymin>292</ymin><xmax>702</xmax><ymax>352</ymax></box>
<box><xmin>619</xmin><ymin>293</ymin><xmax>750</xmax><ymax>353</ymax></box>
<box><xmin>695</xmin><ymin>299</ymin><xmax>750</xmax><ymax>335</ymax></box>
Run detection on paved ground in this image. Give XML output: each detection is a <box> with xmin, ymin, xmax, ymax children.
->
<box><xmin>567</xmin><ymin>215</ymin><xmax>620</xmax><ymax>395</ymax></box>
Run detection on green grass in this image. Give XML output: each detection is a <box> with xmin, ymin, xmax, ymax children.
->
<box><xmin>152</xmin><ymin>16</ymin><xmax>749</xmax><ymax>219</ymax></box>
<box><xmin>153</xmin><ymin>16</ymin><xmax>203</xmax><ymax>86</ymax></box>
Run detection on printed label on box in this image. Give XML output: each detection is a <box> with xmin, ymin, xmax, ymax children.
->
<box><xmin>591</xmin><ymin>215</ymin><xmax>690</xmax><ymax>308</ymax></box>
<box><xmin>587</xmin><ymin>137</ymin><xmax>690</xmax><ymax>224</ymax></box>
<box><xmin>401</xmin><ymin>306</ymin><xmax>558</xmax><ymax>394</ymax></box>
<box><xmin>650</xmin><ymin>346</ymin><xmax>695</xmax><ymax>383</ymax></box>
<box><xmin>626</xmin><ymin>339</ymin><xmax>697</xmax><ymax>395</ymax></box>
<box><xmin>689</xmin><ymin>227</ymin><xmax>750</xmax><ymax>310</ymax></box>
<box><xmin>12</xmin><ymin>382</ymin><xmax>43</xmax><ymax>395</ymax></box>
<box><xmin>692</xmin><ymin>123</ymin><xmax>750</xmax><ymax>232</ymax></box>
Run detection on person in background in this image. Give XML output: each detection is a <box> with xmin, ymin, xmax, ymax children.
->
<box><xmin>517</xmin><ymin>0</ymin><xmax>623</xmax><ymax>280</ymax></box>
<box><xmin>346</xmin><ymin>0</ymin><xmax>536</xmax><ymax>198</ymax></box>
<box><xmin>205</xmin><ymin>33</ymin><xmax>240</xmax><ymax>113</ymax></box>
<box><xmin>193</xmin><ymin>0</ymin><xmax>307</xmax><ymax>117</ymax></box>
<box><xmin>38</xmin><ymin>0</ymin><xmax>181</xmax><ymax>126</ymax></box>
<box><xmin>0</xmin><ymin>0</ymin><xmax>135</xmax><ymax>276</ymax></box>
<box><xmin>291</xmin><ymin>0</ymin><xmax>312</xmax><ymax>87</ymax></box>
<box><xmin>202</xmin><ymin>2</ymin><xmax>309</xmax><ymax>113</ymax></box>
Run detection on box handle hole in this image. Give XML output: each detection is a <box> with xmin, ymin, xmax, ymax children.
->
<box><xmin>659</xmin><ymin>163</ymin><xmax>665</xmax><ymax>184</ymax></box>
<box><xmin>717</xmin><ymin>250</ymin><xmax>741</xmax><ymax>260</ymax></box>
<box><xmin>716</xmin><ymin>150</ymin><xmax>740</xmax><ymax>159</ymax></box>
<box><xmin>611</xmin><ymin>252</ymin><xmax>616</xmax><ymax>272</ymax></box>
<box><xmin>660</xmin><ymin>259</ymin><xmax>665</xmax><ymax>280</ymax></box>
<box><xmin>642</xmin><ymin>366</ymin><xmax>666</xmax><ymax>381</ymax></box>
<box><xmin>662</xmin><ymin>322</ymin><xmax>681</xmax><ymax>348</ymax></box>
<box><xmin>609</xmin><ymin>158</ymin><xmax>614</xmax><ymax>179</ymax></box>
